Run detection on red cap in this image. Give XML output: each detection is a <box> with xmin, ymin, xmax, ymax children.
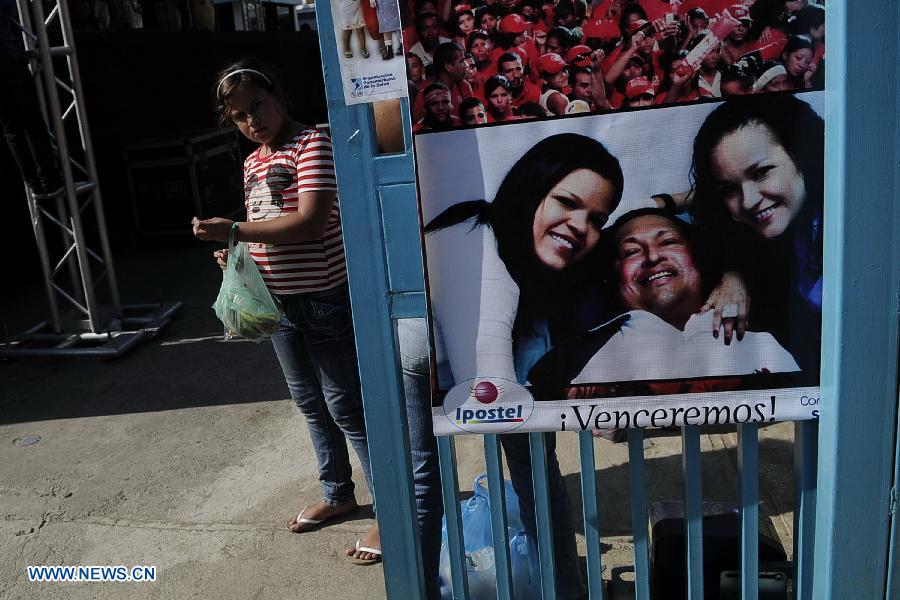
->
<box><xmin>582</xmin><ymin>18</ymin><xmax>620</xmax><ymax>41</ymax></box>
<box><xmin>625</xmin><ymin>76</ymin><xmax>655</xmax><ymax>99</ymax></box>
<box><xmin>539</xmin><ymin>52</ymin><xmax>568</xmax><ymax>75</ymax></box>
<box><xmin>532</xmin><ymin>20</ymin><xmax>550</xmax><ymax>34</ymax></box>
<box><xmin>628</xmin><ymin>19</ymin><xmax>652</xmax><ymax>35</ymax></box>
<box><xmin>566</xmin><ymin>45</ymin><xmax>593</xmax><ymax>68</ymax></box>
<box><xmin>730</xmin><ymin>4</ymin><xmax>752</xmax><ymax>22</ymax></box>
<box><xmin>499</xmin><ymin>14</ymin><xmax>527</xmax><ymax>34</ymax></box>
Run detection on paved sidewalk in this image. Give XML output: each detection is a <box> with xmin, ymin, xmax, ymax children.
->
<box><xmin>0</xmin><ymin>243</ymin><xmax>796</xmax><ymax>599</ymax></box>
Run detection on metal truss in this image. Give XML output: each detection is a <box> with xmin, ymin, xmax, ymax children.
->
<box><xmin>3</xmin><ymin>0</ymin><xmax>180</xmax><ymax>358</ymax></box>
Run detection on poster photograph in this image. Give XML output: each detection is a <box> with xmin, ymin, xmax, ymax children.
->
<box><xmin>416</xmin><ymin>90</ymin><xmax>824</xmax><ymax>434</ymax></box>
<box><xmin>330</xmin><ymin>0</ymin><xmax>409</xmax><ymax>104</ymax></box>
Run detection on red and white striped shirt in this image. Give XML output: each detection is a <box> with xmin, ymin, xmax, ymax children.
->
<box><xmin>244</xmin><ymin>128</ymin><xmax>346</xmax><ymax>295</ymax></box>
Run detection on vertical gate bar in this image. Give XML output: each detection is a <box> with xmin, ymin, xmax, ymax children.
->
<box><xmin>627</xmin><ymin>429</ymin><xmax>651</xmax><ymax>600</ymax></box>
<box><xmin>793</xmin><ymin>420</ymin><xmax>817</xmax><ymax>600</ymax></box>
<box><xmin>438</xmin><ymin>436</ymin><xmax>469</xmax><ymax>600</ymax></box>
<box><xmin>887</xmin><ymin>383</ymin><xmax>900</xmax><ymax>600</ymax></box>
<box><xmin>814</xmin><ymin>0</ymin><xmax>900</xmax><ymax>596</ymax></box>
<box><xmin>578</xmin><ymin>431</ymin><xmax>604</xmax><ymax>599</ymax></box>
<box><xmin>528</xmin><ymin>432</ymin><xmax>557</xmax><ymax>599</ymax></box>
<box><xmin>484</xmin><ymin>434</ymin><xmax>514</xmax><ymax>600</ymax></box>
<box><xmin>315</xmin><ymin>5</ymin><xmax>425</xmax><ymax>598</ymax></box>
<box><xmin>737</xmin><ymin>424</ymin><xmax>759</xmax><ymax>600</ymax></box>
<box><xmin>682</xmin><ymin>426</ymin><xmax>704</xmax><ymax>600</ymax></box>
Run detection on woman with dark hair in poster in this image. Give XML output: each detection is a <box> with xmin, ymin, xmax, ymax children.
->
<box><xmin>691</xmin><ymin>93</ymin><xmax>824</xmax><ymax>377</ymax></box>
<box><xmin>425</xmin><ymin>133</ymin><xmax>626</xmax><ymax>599</ymax></box>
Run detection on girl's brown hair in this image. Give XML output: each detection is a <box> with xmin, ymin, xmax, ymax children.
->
<box><xmin>213</xmin><ymin>58</ymin><xmax>289</xmax><ymax>128</ymax></box>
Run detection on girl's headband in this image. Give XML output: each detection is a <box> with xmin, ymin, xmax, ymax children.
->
<box><xmin>216</xmin><ymin>68</ymin><xmax>272</xmax><ymax>96</ymax></box>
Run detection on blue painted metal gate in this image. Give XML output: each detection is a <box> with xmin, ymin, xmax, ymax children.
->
<box><xmin>313</xmin><ymin>2</ymin><xmax>900</xmax><ymax>598</ymax></box>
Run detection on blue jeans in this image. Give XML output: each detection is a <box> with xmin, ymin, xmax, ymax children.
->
<box><xmin>501</xmin><ymin>432</ymin><xmax>586</xmax><ymax>599</ymax></box>
<box><xmin>271</xmin><ymin>283</ymin><xmax>372</xmax><ymax>507</ymax></box>
<box><xmin>397</xmin><ymin>318</ymin><xmax>443</xmax><ymax>600</ymax></box>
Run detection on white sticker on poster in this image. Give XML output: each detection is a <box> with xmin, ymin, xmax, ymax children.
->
<box><xmin>329</xmin><ymin>0</ymin><xmax>408</xmax><ymax>105</ymax></box>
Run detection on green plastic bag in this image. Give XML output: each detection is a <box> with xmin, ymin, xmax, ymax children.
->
<box><xmin>212</xmin><ymin>227</ymin><xmax>281</xmax><ymax>342</ymax></box>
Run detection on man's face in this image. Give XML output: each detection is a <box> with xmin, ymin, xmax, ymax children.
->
<box><xmin>545</xmin><ymin>35</ymin><xmax>562</xmax><ymax>55</ymax></box>
<box><xmin>406</xmin><ymin>55</ymin><xmax>424</xmax><ymax>80</ymax></box>
<box><xmin>487</xmin><ymin>85</ymin><xmax>511</xmax><ymax>114</ymax></box>
<box><xmin>425</xmin><ymin>92</ymin><xmax>452</xmax><ymax>122</ymax></box>
<box><xmin>689</xmin><ymin>16</ymin><xmax>708</xmax><ymax>30</ymax></box>
<box><xmin>500</xmin><ymin>58</ymin><xmax>524</xmax><ymax>89</ymax></box>
<box><xmin>615</xmin><ymin>215</ymin><xmax>703</xmax><ymax>326</ymax></box>
<box><xmin>444</xmin><ymin>49</ymin><xmax>466</xmax><ymax>81</ymax></box>
<box><xmin>549</xmin><ymin>68</ymin><xmax>569</xmax><ymax>90</ymax></box>
<box><xmin>572</xmin><ymin>72</ymin><xmax>592</xmax><ymax>102</ymax></box>
<box><xmin>730</xmin><ymin>23</ymin><xmax>748</xmax><ymax>43</ymax></box>
<box><xmin>418</xmin><ymin>16</ymin><xmax>440</xmax><ymax>46</ymax></box>
<box><xmin>462</xmin><ymin>103</ymin><xmax>488</xmax><ymax>124</ymax></box>
<box><xmin>622</xmin><ymin>60</ymin><xmax>643</xmax><ymax>81</ymax></box>
<box><xmin>701</xmin><ymin>41</ymin><xmax>720</xmax><ymax>69</ymax></box>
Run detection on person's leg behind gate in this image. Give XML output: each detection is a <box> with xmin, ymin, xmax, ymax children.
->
<box><xmin>501</xmin><ymin>431</ymin><xmax>587</xmax><ymax>599</ymax></box>
<box><xmin>398</xmin><ymin>317</ymin><xmax>443</xmax><ymax>600</ymax></box>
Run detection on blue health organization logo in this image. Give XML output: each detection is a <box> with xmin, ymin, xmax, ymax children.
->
<box><xmin>442</xmin><ymin>377</ymin><xmax>535</xmax><ymax>433</ymax></box>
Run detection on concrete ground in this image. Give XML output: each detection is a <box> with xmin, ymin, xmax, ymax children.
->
<box><xmin>0</xmin><ymin>242</ymin><xmax>796</xmax><ymax>599</ymax></box>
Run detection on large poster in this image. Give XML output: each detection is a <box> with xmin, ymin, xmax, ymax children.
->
<box><xmin>329</xmin><ymin>0</ymin><xmax>409</xmax><ymax>104</ymax></box>
<box><xmin>402</xmin><ymin>1</ymin><xmax>826</xmax><ymax>435</ymax></box>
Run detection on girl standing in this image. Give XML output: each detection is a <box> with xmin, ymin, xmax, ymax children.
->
<box><xmin>192</xmin><ymin>59</ymin><xmax>380</xmax><ymax>565</ymax></box>
<box><xmin>342</xmin><ymin>0</ymin><xmax>370</xmax><ymax>59</ymax></box>
<box><xmin>370</xmin><ymin>0</ymin><xmax>402</xmax><ymax>60</ymax></box>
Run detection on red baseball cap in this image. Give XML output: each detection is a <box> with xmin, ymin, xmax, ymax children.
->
<box><xmin>539</xmin><ymin>52</ymin><xmax>568</xmax><ymax>75</ymax></box>
<box><xmin>533</xmin><ymin>20</ymin><xmax>550</xmax><ymax>34</ymax></box>
<box><xmin>566</xmin><ymin>45</ymin><xmax>593</xmax><ymax>68</ymax></box>
<box><xmin>499</xmin><ymin>14</ymin><xmax>527</xmax><ymax>34</ymax></box>
<box><xmin>625</xmin><ymin>76</ymin><xmax>655</xmax><ymax>99</ymax></box>
<box><xmin>582</xmin><ymin>18</ymin><xmax>620</xmax><ymax>41</ymax></box>
<box><xmin>730</xmin><ymin>4</ymin><xmax>752</xmax><ymax>22</ymax></box>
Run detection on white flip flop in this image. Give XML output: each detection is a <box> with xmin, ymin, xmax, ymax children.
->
<box><xmin>347</xmin><ymin>539</ymin><xmax>382</xmax><ymax>566</ymax></box>
<box><xmin>289</xmin><ymin>506</ymin><xmax>324</xmax><ymax>533</ymax></box>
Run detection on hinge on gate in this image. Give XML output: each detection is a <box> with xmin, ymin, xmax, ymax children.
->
<box><xmin>890</xmin><ymin>486</ymin><xmax>898</xmax><ymax>516</ymax></box>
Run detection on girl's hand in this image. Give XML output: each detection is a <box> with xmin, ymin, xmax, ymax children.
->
<box><xmin>699</xmin><ymin>270</ymin><xmax>750</xmax><ymax>345</ymax></box>
<box><xmin>213</xmin><ymin>248</ymin><xmax>229</xmax><ymax>271</ymax></box>
<box><xmin>192</xmin><ymin>216</ymin><xmax>235</xmax><ymax>242</ymax></box>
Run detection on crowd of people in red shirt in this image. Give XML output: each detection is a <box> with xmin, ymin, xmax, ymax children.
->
<box><xmin>402</xmin><ymin>0</ymin><xmax>825</xmax><ymax>132</ymax></box>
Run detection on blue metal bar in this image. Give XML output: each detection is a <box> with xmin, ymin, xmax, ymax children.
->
<box><xmin>388</xmin><ymin>292</ymin><xmax>426</xmax><ymax>319</ymax></box>
<box><xmin>737</xmin><ymin>424</ymin><xmax>758</xmax><ymax>600</ymax></box>
<box><xmin>578</xmin><ymin>431</ymin><xmax>604</xmax><ymax>599</ymax></box>
<box><xmin>484</xmin><ymin>434</ymin><xmax>514</xmax><ymax>600</ymax></box>
<box><xmin>375</xmin><ymin>154</ymin><xmax>417</xmax><ymax>185</ymax></box>
<box><xmin>627</xmin><ymin>429</ymin><xmax>651</xmax><ymax>600</ymax></box>
<box><xmin>528</xmin><ymin>432</ymin><xmax>557</xmax><ymax>599</ymax></box>
<box><xmin>814</xmin><ymin>1</ymin><xmax>900</xmax><ymax>597</ymax></box>
<box><xmin>438</xmin><ymin>436</ymin><xmax>469</xmax><ymax>600</ymax></box>
<box><xmin>314</xmin><ymin>5</ymin><xmax>425</xmax><ymax>598</ymax></box>
<box><xmin>793</xmin><ymin>420</ymin><xmax>817</xmax><ymax>600</ymax></box>
<box><xmin>681</xmin><ymin>426</ymin><xmax>703</xmax><ymax>600</ymax></box>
